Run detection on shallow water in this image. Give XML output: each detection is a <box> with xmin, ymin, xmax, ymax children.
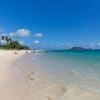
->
<box><xmin>1</xmin><ymin>51</ymin><xmax>99</xmax><ymax>100</ymax></box>
<box><xmin>30</xmin><ymin>50</ymin><xmax>100</xmax><ymax>93</ymax></box>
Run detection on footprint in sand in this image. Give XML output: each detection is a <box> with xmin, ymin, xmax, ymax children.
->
<box><xmin>39</xmin><ymin>84</ymin><xmax>66</xmax><ymax>99</ymax></box>
<box><xmin>27</xmin><ymin>71</ymin><xmax>35</xmax><ymax>81</ymax></box>
<box><xmin>67</xmin><ymin>86</ymin><xmax>86</xmax><ymax>95</ymax></box>
<box><xmin>45</xmin><ymin>96</ymin><xmax>52</xmax><ymax>100</ymax></box>
<box><xmin>22</xmin><ymin>93</ymin><xmax>53</xmax><ymax>100</ymax></box>
<box><xmin>30</xmin><ymin>78</ymin><xmax>34</xmax><ymax>81</ymax></box>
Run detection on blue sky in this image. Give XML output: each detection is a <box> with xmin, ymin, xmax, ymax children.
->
<box><xmin>0</xmin><ymin>0</ymin><xmax>100</xmax><ymax>49</ymax></box>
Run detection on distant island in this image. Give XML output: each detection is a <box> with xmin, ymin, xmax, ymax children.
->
<box><xmin>0</xmin><ymin>36</ymin><xmax>29</xmax><ymax>50</ymax></box>
<box><xmin>68</xmin><ymin>47</ymin><xmax>100</xmax><ymax>51</ymax></box>
<box><xmin>69</xmin><ymin>47</ymin><xmax>92</xmax><ymax>50</ymax></box>
<box><xmin>49</xmin><ymin>47</ymin><xmax>93</xmax><ymax>52</ymax></box>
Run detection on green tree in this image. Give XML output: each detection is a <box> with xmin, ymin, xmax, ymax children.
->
<box><xmin>0</xmin><ymin>36</ymin><xmax>29</xmax><ymax>50</ymax></box>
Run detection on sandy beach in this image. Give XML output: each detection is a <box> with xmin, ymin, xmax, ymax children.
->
<box><xmin>0</xmin><ymin>50</ymin><xmax>100</xmax><ymax>100</ymax></box>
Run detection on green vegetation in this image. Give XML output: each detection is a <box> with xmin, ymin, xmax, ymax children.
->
<box><xmin>0</xmin><ymin>36</ymin><xmax>29</xmax><ymax>50</ymax></box>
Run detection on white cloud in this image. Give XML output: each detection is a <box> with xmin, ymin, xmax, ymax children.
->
<box><xmin>34</xmin><ymin>40</ymin><xmax>40</xmax><ymax>44</ymax></box>
<box><xmin>65</xmin><ymin>43</ymin><xmax>72</xmax><ymax>47</ymax></box>
<box><xmin>0</xmin><ymin>28</ymin><xmax>31</xmax><ymax>38</ymax></box>
<box><xmin>60</xmin><ymin>43</ymin><xmax>73</xmax><ymax>49</ymax></box>
<box><xmin>9</xmin><ymin>32</ymin><xmax>16</xmax><ymax>37</ymax></box>
<box><xmin>35</xmin><ymin>33</ymin><xmax>43</xmax><ymax>38</ymax></box>
<box><xmin>89</xmin><ymin>43</ymin><xmax>95</xmax><ymax>48</ymax></box>
<box><xmin>87</xmin><ymin>42</ymin><xmax>100</xmax><ymax>49</ymax></box>
<box><xmin>19</xmin><ymin>41</ymin><xmax>24</xmax><ymax>45</ymax></box>
<box><xmin>0</xmin><ymin>40</ymin><xmax>7</xmax><ymax>45</ymax></box>
<box><xmin>96</xmin><ymin>42</ymin><xmax>100</xmax><ymax>46</ymax></box>
<box><xmin>1</xmin><ymin>33</ymin><xmax>8</xmax><ymax>36</ymax></box>
<box><xmin>15</xmin><ymin>29</ymin><xmax>31</xmax><ymax>37</ymax></box>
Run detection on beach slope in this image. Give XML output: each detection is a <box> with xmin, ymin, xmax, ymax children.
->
<box><xmin>0</xmin><ymin>50</ymin><xmax>100</xmax><ymax>100</ymax></box>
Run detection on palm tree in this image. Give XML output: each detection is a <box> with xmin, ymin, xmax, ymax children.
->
<box><xmin>0</xmin><ymin>36</ymin><xmax>29</xmax><ymax>50</ymax></box>
<box><xmin>5</xmin><ymin>36</ymin><xmax>9</xmax><ymax>45</ymax></box>
<box><xmin>8</xmin><ymin>38</ymin><xmax>12</xmax><ymax>44</ymax></box>
<box><xmin>1</xmin><ymin>36</ymin><xmax>5</xmax><ymax>40</ymax></box>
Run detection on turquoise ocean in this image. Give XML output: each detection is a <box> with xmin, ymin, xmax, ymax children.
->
<box><xmin>31</xmin><ymin>50</ymin><xmax>100</xmax><ymax>93</ymax></box>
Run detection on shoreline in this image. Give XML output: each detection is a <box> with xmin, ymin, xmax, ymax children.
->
<box><xmin>0</xmin><ymin>50</ymin><xmax>100</xmax><ymax>100</ymax></box>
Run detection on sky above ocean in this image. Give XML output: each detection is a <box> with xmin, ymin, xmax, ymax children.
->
<box><xmin>0</xmin><ymin>0</ymin><xmax>100</xmax><ymax>49</ymax></box>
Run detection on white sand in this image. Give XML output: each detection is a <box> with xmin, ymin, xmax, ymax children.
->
<box><xmin>0</xmin><ymin>50</ymin><xmax>100</xmax><ymax>100</ymax></box>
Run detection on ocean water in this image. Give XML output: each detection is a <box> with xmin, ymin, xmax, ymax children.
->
<box><xmin>31</xmin><ymin>50</ymin><xmax>100</xmax><ymax>93</ymax></box>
